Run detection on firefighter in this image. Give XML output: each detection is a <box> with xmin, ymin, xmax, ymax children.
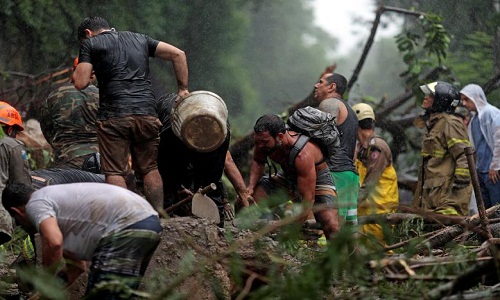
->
<box><xmin>352</xmin><ymin>103</ymin><xmax>398</xmax><ymax>244</ymax></box>
<box><xmin>413</xmin><ymin>81</ymin><xmax>472</xmax><ymax>216</ymax></box>
<box><xmin>0</xmin><ymin>101</ymin><xmax>31</xmax><ymax>244</ymax></box>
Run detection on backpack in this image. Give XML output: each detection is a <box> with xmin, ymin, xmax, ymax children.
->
<box><xmin>286</xmin><ymin>106</ymin><xmax>340</xmax><ymax>167</ymax></box>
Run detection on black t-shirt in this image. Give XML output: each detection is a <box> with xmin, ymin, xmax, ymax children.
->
<box><xmin>79</xmin><ymin>31</ymin><xmax>160</xmax><ymax>119</ymax></box>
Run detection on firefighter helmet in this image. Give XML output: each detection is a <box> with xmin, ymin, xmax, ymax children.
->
<box><xmin>420</xmin><ymin>81</ymin><xmax>460</xmax><ymax>113</ymax></box>
<box><xmin>352</xmin><ymin>103</ymin><xmax>375</xmax><ymax>121</ymax></box>
<box><xmin>0</xmin><ymin>101</ymin><xmax>24</xmax><ymax>131</ymax></box>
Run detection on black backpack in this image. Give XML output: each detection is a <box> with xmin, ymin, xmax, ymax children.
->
<box><xmin>286</xmin><ymin>106</ymin><xmax>340</xmax><ymax>167</ymax></box>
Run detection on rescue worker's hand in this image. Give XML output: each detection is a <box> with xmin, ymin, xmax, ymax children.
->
<box><xmin>489</xmin><ymin>169</ymin><xmax>500</xmax><ymax>184</ymax></box>
<box><xmin>246</xmin><ymin>186</ymin><xmax>254</xmax><ymax>198</ymax></box>
<box><xmin>237</xmin><ymin>194</ymin><xmax>255</xmax><ymax>207</ymax></box>
<box><xmin>177</xmin><ymin>88</ymin><xmax>189</xmax><ymax>98</ymax></box>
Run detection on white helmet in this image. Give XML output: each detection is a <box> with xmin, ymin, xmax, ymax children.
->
<box><xmin>352</xmin><ymin>103</ymin><xmax>375</xmax><ymax>121</ymax></box>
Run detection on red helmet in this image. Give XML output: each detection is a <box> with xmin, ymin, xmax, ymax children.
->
<box><xmin>0</xmin><ymin>101</ymin><xmax>24</xmax><ymax>131</ymax></box>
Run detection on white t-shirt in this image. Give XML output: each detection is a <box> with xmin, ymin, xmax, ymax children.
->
<box><xmin>26</xmin><ymin>182</ymin><xmax>158</xmax><ymax>261</ymax></box>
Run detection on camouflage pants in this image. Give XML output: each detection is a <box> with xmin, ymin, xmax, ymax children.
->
<box><xmin>86</xmin><ymin>228</ymin><xmax>160</xmax><ymax>299</ymax></box>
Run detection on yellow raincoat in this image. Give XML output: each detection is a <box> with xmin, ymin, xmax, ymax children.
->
<box><xmin>356</xmin><ymin>135</ymin><xmax>399</xmax><ymax>243</ymax></box>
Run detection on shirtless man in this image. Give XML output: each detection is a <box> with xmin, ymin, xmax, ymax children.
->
<box><xmin>247</xmin><ymin>114</ymin><xmax>339</xmax><ymax>238</ymax></box>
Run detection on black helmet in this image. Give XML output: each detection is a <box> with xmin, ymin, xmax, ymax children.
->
<box><xmin>420</xmin><ymin>81</ymin><xmax>460</xmax><ymax>113</ymax></box>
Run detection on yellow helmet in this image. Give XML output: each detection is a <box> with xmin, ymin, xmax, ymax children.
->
<box><xmin>0</xmin><ymin>101</ymin><xmax>24</xmax><ymax>131</ymax></box>
<box><xmin>352</xmin><ymin>103</ymin><xmax>375</xmax><ymax>121</ymax></box>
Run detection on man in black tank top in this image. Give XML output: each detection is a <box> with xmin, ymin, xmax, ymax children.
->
<box><xmin>314</xmin><ymin>72</ymin><xmax>359</xmax><ymax>225</ymax></box>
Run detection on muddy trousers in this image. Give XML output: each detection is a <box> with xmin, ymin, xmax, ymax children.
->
<box><xmin>86</xmin><ymin>218</ymin><xmax>161</xmax><ymax>299</ymax></box>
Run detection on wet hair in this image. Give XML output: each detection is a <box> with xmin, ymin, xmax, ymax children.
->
<box><xmin>78</xmin><ymin>16</ymin><xmax>111</xmax><ymax>41</ymax></box>
<box><xmin>253</xmin><ymin>114</ymin><xmax>286</xmax><ymax>138</ymax></box>
<box><xmin>325</xmin><ymin>73</ymin><xmax>348</xmax><ymax>96</ymax></box>
<box><xmin>359</xmin><ymin>118</ymin><xmax>375</xmax><ymax>130</ymax></box>
<box><xmin>2</xmin><ymin>183</ymin><xmax>35</xmax><ymax>215</ymax></box>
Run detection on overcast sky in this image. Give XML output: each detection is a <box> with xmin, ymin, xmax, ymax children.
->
<box><xmin>312</xmin><ymin>0</ymin><xmax>399</xmax><ymax>55</ymax></box>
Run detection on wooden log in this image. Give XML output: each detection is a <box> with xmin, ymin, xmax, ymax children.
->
<box><xmin>428</xmin><ymin>259</ymin><xmax>498</xmax><ymax>299</ymax></box>
<box><xmin>413</xmin><ymin>205</ymin><xmax>500</xmax><ymax>255</ymax></box>
<box><xmin>358</xmin><ymin>212</ymin><xmax>466</xmax><ymax>226</ymax></box>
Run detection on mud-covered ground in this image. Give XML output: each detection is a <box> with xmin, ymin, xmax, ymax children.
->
<box><xmin>1</xmin><ymin>217</ymin><xmax>298</xmax><ymax>300</ymax></box>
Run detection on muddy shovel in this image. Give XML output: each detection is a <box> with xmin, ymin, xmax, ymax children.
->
<box><xmin>191</xmin><ymin>183</ymin><xmax>220</xmax><ymax>224</ymax></box>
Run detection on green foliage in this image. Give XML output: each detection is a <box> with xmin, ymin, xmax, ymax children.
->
<box><xmin>0</xmin><ymin>0</ymin><xmax>336</xmax><ymax>135</ymax></box>
<box><xmin>239</xmin><ymin>0</ymin><xmax>333</xmax><ymax>129</ymax></box>
<box><xmin>448</xmin><ymin>31</ymin><xmax>494</xmax><ymax>86</ymax></box>
<box><xmin>2</xmin><ymin>226</ymin><xmax>28</xmax><ymax>254</ymax></box>
<box><xmin>17</xmin><ymin>267</ymin><xmax>67</xmax><ymax>300</ymax></box>
<box><xmin>395</xmin><ymin>13</ymin><xmax>450</xmax><ymax>86</ymax></box>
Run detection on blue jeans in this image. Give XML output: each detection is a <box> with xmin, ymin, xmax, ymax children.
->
<box><xmin>478</xmin><ymin>172</ymin><xmax>500</xmax><ymax>208</ymax></box>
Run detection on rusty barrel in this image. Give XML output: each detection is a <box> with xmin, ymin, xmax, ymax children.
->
<box><xmin>171</xmin><ymin>91</ymin><xmax>228</xmax><ymax>152</ymax></box>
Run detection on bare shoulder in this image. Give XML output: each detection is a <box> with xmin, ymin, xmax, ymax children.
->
<box><xmin>295</xmin><ymin>141</ymin><xmax>322</xmax><ymax>167</ymax></box>
<box><xmin>318</xmin><ymin>98</ymin><xmax>344</xmax><ymax>116</ymax></box>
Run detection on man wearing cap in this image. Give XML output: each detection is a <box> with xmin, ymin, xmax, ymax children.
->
<box><xmin>40</xmin><ymin>58</ymin><xmax>100</xmax><ymax>170</ymax></box>
<box><xmin>0</xmin><ymin>101</ymin><xmax>31</xmax><ymax>244</ymax></box>
<box><xmin>352</xmin><ymin>103</ymin><xmax>398</xmax><ymax>244</ymax></box>
<box><xmin>413</xmin><ymin>81</ymin><xmax>472</xmax><ymax>216</ymax></box>
<box><xmin>73</xmin><ymin>16</ymin><xmax>189</xmax><ymax>212</ymax></box>
<box><xmin>314</xmin><ymin>72</ymin><xmax>359</xmax><ymax>225</ymax></box>
<box><xmin>460</xmin><ymin>84</ymin><xmax>500</xmax><ymax>209</ymax></box>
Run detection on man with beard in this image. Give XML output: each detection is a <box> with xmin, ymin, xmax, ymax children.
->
<box><xmin>247</xmin><ymin>114</ymin><xmax>339</xmax><ymax>239</ymax></box>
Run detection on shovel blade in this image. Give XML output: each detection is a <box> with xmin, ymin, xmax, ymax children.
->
<box><xmin>192</xmin><ymin>193</ymin><xmax>220</xmax><ymax>224</ymax></box>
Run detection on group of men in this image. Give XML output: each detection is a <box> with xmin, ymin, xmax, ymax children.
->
<box><xmin>1</xmin><ymin>16</ymin><xmax>254</xmax><ymax>299</ymax></box>
<box><xmin>1</xmin><ymin>14</ymin><xmax>499</xmax><ymax>300</ymax></box>
<box><xmin>245</xmin><ymin>77</ymin><xmax>500</xmax><ymax>247</ymax></box>
<box><xmin>1</xmin><ymin>16</ymin><xmax>190</xmax><ymax>298</ymax></box>
<box><xmin>244</xmin><ymin>72</ymin><xmax>399</xmax><ymax>245</ymax></box>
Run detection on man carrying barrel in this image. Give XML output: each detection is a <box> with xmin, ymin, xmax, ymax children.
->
<box><xmin>72</xmin><ymin>16</ymin><xmax>189</xmax><ymax>212</ymax></box>
<box><xmin>157</xmin><ymin>92</ymin><xmax>248</xmax><ymax>226</ymax></box>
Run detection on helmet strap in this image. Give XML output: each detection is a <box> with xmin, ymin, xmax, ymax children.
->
<box><xmin>4</xmin><ymin>126</ymin><xmax>18</xmax><ymax>138</ymax></box>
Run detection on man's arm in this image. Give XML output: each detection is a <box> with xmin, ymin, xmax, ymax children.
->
<box><xmin>446</xmin><ymin>120</ymin><xmax>472</xmax><ymax>187</ymax></box>
<box><xmin>247</xmin><ymin>148</ymin><xmax>267</xmax><ymax>197</ymax></box>
<box><xmin>8</xmin><ymin>143</ymin><xmax>31</xmax><ymax>186</ymax></box>
<box><xmin>294</xmin><ymin>145</ymin><xmax>318</xmax><ymax>223</ymax></box>
<box><xmin>39</xmin><ymin>217</ymin><xmax>64</xmax><ymax>271</ymax></box>
<box><xmin>58</xmin><ymin>254</ymin><xmax>86</xmax><ymax>287</ymax></box>
<box><xmin>154</xmin><ymin>42</ymin><xmax>189</xmax><ymax>97</ymax></box>
<box><xmin>224</xmin><ymin>152</ymin><xmax>253</xmax><ymax>206</ymax></box>
<box><xmin>72</xmin><ymin>63</ymin><xmax>93</xmax><ymax>90</ymax></box>
<box><xmin>489</xmin><ymin>115</ymin><xmax>500</xmax><ymax>183</ymax></box>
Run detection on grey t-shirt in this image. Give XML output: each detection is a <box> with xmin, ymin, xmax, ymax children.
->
<box><xmin>26</xmin><ymin>182</ymin><xmax>157</xmax><ymax>261</ymax></box>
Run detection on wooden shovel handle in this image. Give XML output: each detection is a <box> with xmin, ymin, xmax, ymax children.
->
<box><xmin>165</xmin><ymin>183</ymin><xmax>217</xmax><ymax>214</ymax></box>
<box><xmin>199</xmin><ymin>183</ymin><xmax>217</xmax><ymax>195</ymax></box>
